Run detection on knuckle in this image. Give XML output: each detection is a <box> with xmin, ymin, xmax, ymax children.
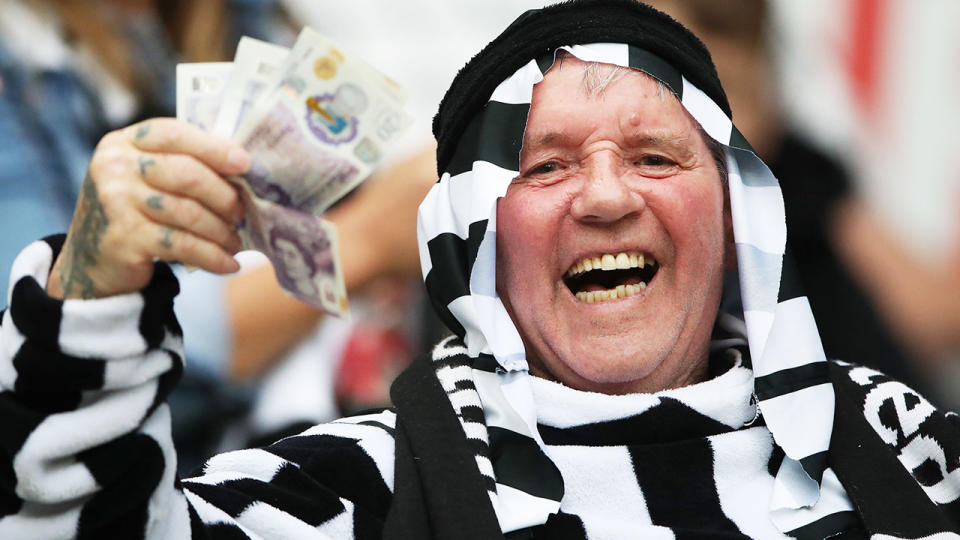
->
<box><xmin>128</xmin><ymin>219</ymin><xmax>154</xmax><ymax>247</ymax></box>
<box><xmin>98</xmin><ymin>227</ymin><xmax>129</xmax><ymax>259</ymax></box>
<box><xmin>119</xmin><ymin>252</ymin><xmax>151</xmax><ymax>277</ymax></box>
<box><xmin>96</xmin><ymin>180</ymin><xmax>131</xmax><ymax>206</ymax></box>
<box><xmin>176</xmin><ymin>167</ymin><xmax>202</xmax><ymax>193</ymax></box>
<box><xmin>160</xmin><ymin>127</ymin><xmax>185</xmax><ymax>150</ymax></box>
<box><xmin>177</xmin><ymin>198</ymin><xmax>205</xmax><ymax>226</ymax></box>
<box><xmin>98</xmin><ymin>129</ymin><xmax>126</xmax><ymax>148</ymax></box>
<box><xmin>211</xmin><ymin>220</ymin><xmax>233</xmax><ymax>245</ymax></box>
<box><xmin>175</xmin><ymin>230</ymin><xmax>197</xmax><ymax>253</ymax></box>
<box><xmin>89</xmin><ymin>146</ymin><xmax>127</xmax><ymax>175</ymax></box>
<box><xmin>221</xmin><ymin>184</ymin><xmax>241</xmax><ymax>209</ymax></box>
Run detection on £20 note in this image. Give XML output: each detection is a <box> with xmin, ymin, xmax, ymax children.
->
<box><xmin>236</xmin><ymin>180</ymin><xmax>349</xmax><ymax>317</ymax></box>
<box><xmin>233</xmin><ymin>27</ymin><xmax>412</xmax><ymax>216</ymax></box>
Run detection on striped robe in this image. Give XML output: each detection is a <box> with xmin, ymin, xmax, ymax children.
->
<box><xmin>2</xmin><ymin>237</ymin><xmax>959</xmax><ymax>539</ymax></box>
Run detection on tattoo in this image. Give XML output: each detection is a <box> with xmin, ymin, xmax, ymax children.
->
<box><xmin>160</xmin><ymin>226</ymin><xmax>174</xmax><ymax>249</ymax></box>
<box><xmin>60</xmin><ymin>174</ymin><xmax>109</xmax><ymax>299</ymax></box>
<box><xmin>134</xmin><ymin>123</ymin><xmax>151</xmax><ymax>140</ymax></box>
<box><xmin>146</xmin><ymin>194</ymin><xmax>164</xmax><ymax>210</ymax></box>
<box><xmin>138</xmin><ymin>155</ymin><xmax>156</xmax><ymax>177</ymax></box>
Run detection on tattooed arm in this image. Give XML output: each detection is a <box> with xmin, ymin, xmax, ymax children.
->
<box><xmin>47</xmin><ymin>119</ymin><xmax>250</xmax><ymax>300</ymax></box>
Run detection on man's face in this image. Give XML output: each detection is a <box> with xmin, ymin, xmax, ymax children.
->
<box><xmin>495</xmin><ymin>58</ymin><xmax>727</xmax><ymax>394</ymax></box>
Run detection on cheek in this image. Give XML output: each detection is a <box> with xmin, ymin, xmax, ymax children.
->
<box><xmin>495</xmin><ymin>191</ymin><xmax>564</xmax><ymax>286</ymax></box>
<box><xmin>651</xmin><ymin>184</ymin><xmax>726</xmax><ymax>252</ymax></box>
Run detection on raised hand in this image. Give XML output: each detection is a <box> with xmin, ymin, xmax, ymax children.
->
<box><xmin>47</xmin><ymin>118</ymin><xmax>251</xmax><ymax>300</ymax></box>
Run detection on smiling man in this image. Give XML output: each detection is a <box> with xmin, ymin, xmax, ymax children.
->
<box><xmin>497</xmin><ymin>54</ymin><xmax>728</xmax><ymax>394</ymax></box>
<box><xmin>2</xmin><ymin>0</ymin><xmax>960</xmax><ymax>539</ymax></box>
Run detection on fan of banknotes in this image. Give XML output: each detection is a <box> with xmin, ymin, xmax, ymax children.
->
<box><xmin>176</xmin><ymin>29</ymin><xmax>412</xmax><ymax>318</ymax></box>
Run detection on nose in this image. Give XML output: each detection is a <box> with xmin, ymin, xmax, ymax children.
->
<box><xmin>570</xmin><ymin>153</ymin><xmax>645</xmax><ymax>224</ymax></box>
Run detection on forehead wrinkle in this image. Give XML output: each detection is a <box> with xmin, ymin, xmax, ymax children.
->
<box><xmin>525</xmin><ymin>131</ymin><xmax>573</xmax><ymax>150</ymax></box>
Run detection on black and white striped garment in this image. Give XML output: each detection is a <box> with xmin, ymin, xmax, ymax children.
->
<box><xmin>1</xmin><ymin>237</ymin><xmax>959</xmax><ymax>538</ymax></box>
<box><xmin>427</xmin><ymin>333</ymin><xmax>859</xmax><ymax>539</ymax></box>
<box><xmin>418</xmin><ymin>39</ymin><xmax>836</xmax><ymax>533</ymax></box>
<box><xmin>0</xmin><ymin>238</ymin><xmax>396</xmax><ymax>539</ymax></box>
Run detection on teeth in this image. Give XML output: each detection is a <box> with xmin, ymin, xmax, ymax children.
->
<box><xmin>601</xmin><ymin>254</ymin><xmax>616</xmax><ymax>271</ymax></box>
<box><xmin>574</xmin><ymin>281</ymin><xmax>647</xmax><ymax>303</ymax></box>
<box><xmin>565</xmin><ymin>251</ymin><xmax>657</xmax><ymax>278</ymax></box>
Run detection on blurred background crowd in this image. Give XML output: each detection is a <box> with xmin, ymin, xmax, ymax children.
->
<box><xmin>1</xmin><ymin>0</ymin><xmax>958</xmax><ymax>475</ymax></box>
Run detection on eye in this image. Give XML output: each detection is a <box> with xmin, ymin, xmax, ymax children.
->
<box><xmin>526</xmin><ymin>161</ymin><xmax>563</xmax><ymax>176</ymax></box>
<box><xmin>635</xmin><ymin>154</ymin><xmax>675</xmax><ymax>167</ymax></box>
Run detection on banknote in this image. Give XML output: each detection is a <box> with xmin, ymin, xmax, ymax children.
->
<box><xmin>176</xmin><ymin>62</ymin><xmax>233</xmax><ymax>132</ymax></box>
<box><xmin>233</xmin><ymin>27</ymin><xmax>412</xmax><ymax>216</ymax></box>
<box><xmin>235</xmin><ymin>180</ymin><xmax>349</xmax><ymax>317</ymax></box>
<box><xmin>175</xmin><ymin>28</ymin><xmax>410</xmax><ymax>318</ymax></box>
<box><xmin>211</xmin><ymin>37</ymin><xmax>290</xmax><ymax>138</ymax></box>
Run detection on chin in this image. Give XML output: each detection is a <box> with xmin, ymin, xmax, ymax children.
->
<box><xmin>545</xmin><ymin>341</ymin><xmax>666</xmax><ymax>393</ymax></box>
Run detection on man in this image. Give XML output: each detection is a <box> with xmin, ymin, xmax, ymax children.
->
<box><xmin>1</xmin><ymin>0</ymin><xmax>958</xmax><ymax>538</ymax></box>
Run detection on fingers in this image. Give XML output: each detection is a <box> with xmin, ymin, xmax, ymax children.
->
<box><xmin>136</xmin><ymin>151</ymin><xmax>244</xmax><ymax>224</ymax></box>
<box><xmin>149</xmin><ymin>223</ymin><xmax>240</xmax><ymax>275</ymax></box>
<box><xmin>126</xmin><ymin>118</ymin><xmax>251</xmax><ymax>176</ymax></box>
<box><xmin>136</xmin><ymin>185</ymin><xmax>242</xmax><ymax>254</ymax></box>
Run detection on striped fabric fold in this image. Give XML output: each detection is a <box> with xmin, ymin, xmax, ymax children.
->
<box><xmin>417</xmin><ymin>42</ymin><xmax>837</xmax><ymax>533</ymax></box>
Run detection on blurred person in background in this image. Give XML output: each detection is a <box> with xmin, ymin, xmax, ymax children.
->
<box><xmin>0</xmin><ymin>0</ymin><xmax>290</xmax><ymax>291</ymax></box>
<box><xmin>0</xmin><ymin>0</ymin><xmax>438</xmax><ymax>473</ymax></box>
<box><xmin>646</xmin><ymin>0</ymin><xmax>960</xmax><ymax>404</ymax></box>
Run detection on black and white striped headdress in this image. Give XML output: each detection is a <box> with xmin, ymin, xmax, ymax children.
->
<box><xmin>418</xmin><ymin>0</ymin><xmax>834</xmax><ymax>531</ymax></box>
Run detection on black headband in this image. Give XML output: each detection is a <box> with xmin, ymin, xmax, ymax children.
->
<box><xmin>432</xmin><ymin>0</ymin><xmax>730</xmax><ymax>175</ymax></box>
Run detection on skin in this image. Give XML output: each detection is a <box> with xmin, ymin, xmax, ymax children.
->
<box><xmin>496</xmin><ymin>58</ymin><xmax>729</xmax><ymax>394</ymax></box>
<box><xmin>48</xmin><ymin>118</ymin><xmax>249</xmax><ymax>300</ymax></box>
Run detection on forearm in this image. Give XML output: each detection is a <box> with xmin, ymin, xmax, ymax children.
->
<box><xmin>225</xmin><ymin>200</ymin><xmax>382</xmax><ymax>382</ymax></box>
<box><xmin>0</xmin><ymin>237</ymin><xmax>191</xmax><ymax>538</ymax></box>
<box><xmin>831</xmin><ymin>199</ymin><xmax>960</xmax><ymax>361</ymax></box>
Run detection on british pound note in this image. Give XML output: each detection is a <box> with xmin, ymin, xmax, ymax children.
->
<box><xmin>176</xmin><ymin>28</ymin><xmax>411</xmax><ymax>318</ymax></box>
<box><xmin>176</xmin><ymin>62</ymin><xmax>233</xmax><ymax>132</ymax></box>
<box><xmin>235</xmin><ymin>180</ymin><xmax>349</xmax><ymax>317</ymax></box>
<box><xmin>211</xmin><ymin>37</ymin><xmax>290</xmax><ymax>138</ymax></box>
<box><xmin>233</xmin><ymin>27</ymin><xmax>412</xmax><ymax>216</ymax></box>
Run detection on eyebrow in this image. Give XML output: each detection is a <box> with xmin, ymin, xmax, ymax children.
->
<box><xmin>628</xmin><ymin>133</ymin><xmax>697</xmax><ymax>159</ymax></box>
<box><xmin>523</xmin><ymin>130</ymin><xmax>697</xmax><ymax>158</ymax></box>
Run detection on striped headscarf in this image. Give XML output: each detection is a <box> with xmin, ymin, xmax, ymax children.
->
<box><xmin>417</xmin><ymin>0</ymin><xmax>835</xmax><ymax>531</ymax></box>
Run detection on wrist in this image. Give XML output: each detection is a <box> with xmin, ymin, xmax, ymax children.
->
<box><xmin>46</xmin><ymin>259</ymin><xmax>65</xmax><ymax>299</ymax></box>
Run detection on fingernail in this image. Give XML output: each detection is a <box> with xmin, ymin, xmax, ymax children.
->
<box><xmin>227</xmin><ymin>147</ymin><xmax>250</xmax><ymax>172</ymax></box>
<box><xmin>222</xmin><ymin>255</ymin><xmax>240</xmax><ymax>273</ymax></box>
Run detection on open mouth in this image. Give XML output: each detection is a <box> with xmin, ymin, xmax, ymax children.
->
<box><xmin>563</xmin><ymin>251</ymin><xmax>659</xmax><ymax>303</ymax></box>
